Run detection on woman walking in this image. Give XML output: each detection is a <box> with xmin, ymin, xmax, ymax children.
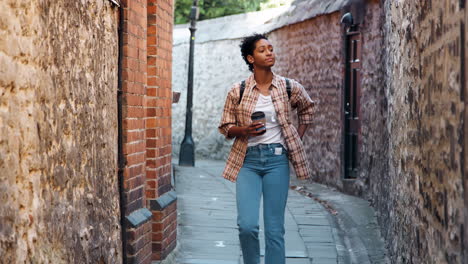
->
<box><xmin>218</xmin><ymin>33</ymin><xmax>315</xmax><ymax>264</ymax></box>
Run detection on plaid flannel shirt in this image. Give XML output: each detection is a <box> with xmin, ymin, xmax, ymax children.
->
<box><xmin>218</xmin><ymin>72</ymin><xmax>315</xmax><ymax>182</ymax></box>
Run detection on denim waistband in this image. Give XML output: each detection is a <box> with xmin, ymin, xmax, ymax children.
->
<box><xmin>246</xmin><ymin>143</ymin><xmax>286</xmax><ymax>152</ymax></box>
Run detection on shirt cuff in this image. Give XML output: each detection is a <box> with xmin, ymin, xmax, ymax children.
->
<box><xmin>218</xmin><ymin>124</ymin><xmax>236</xmax><ymax>139</ymax></box>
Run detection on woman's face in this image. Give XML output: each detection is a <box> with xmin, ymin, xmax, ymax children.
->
<box><xmin>248</xmin><ymin>39</ymin><xmax>275</xmax><ymax>70</ymax></box>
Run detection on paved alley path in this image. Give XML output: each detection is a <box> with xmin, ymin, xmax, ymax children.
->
<box><xmin>173</xmin><ymin>160</ymin><xmax>356</xmax><ymax>264</ymax></box>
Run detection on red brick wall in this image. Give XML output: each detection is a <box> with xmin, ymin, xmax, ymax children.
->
<box><xmin>151</xmin><ymin>202</ymin><xmax>177</xmax><ymax>260</ymax></box>
<box><xmin>120</xmin><ymin>0</ymin><xmax>175</xmax><ymax>263</ymax></box>
<box><xmin>125</xmin><ymin>223</ymin><xmax>152</xmax><ymax>263</ymax></box>
<box><xmin>146</xmin><ymin>0</ymin><xmax>173</xmax><ymax>199</ymax></box>
<box><xmin>146</xmin><ymin>0</ymin><xmax>176</xmax><ymax>261</ymax></box>
<box><xmin>122</xmin><ymin>0</ymin><xmax>148</xmax><ymax>213</ymax></box>
<box><xmin>121</xmin><ymin>0</ymin><xmax>152</xmax><ymax>263</ymax></box>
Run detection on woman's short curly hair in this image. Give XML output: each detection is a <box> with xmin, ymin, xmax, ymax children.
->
<box><xmin>239</xmin><ymin>33</ymin><xmax>268</xmax><ymax>72</ymax></box>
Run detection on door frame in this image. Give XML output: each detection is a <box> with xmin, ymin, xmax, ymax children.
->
<box><xmin>343</xmin><ymin>27</ymin><xmax>362</xmax><ymax>179</ymax></box>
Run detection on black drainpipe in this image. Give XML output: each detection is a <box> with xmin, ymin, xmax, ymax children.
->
<box><xmin>117</xmin><ymin>4</ymin><xmax>128</xmax><ymax>264</ymax></box>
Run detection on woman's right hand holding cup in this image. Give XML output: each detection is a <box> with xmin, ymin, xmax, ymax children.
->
<box><xmin>244</xmin><ymin>122</ymin><xmax>265</xmax><ymax>137</ymax></box>
<box><xmin>226</xmin><ymin>111</ymin><xmax>267</xmax><ymax>138</ymax></box>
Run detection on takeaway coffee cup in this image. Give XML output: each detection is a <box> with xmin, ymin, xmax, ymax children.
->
<box><xmin>251</xmin><ymin>111</ymin><xmax>267</xmax><ymax>135</ymax></box>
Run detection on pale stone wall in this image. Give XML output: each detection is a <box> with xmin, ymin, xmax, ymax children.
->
<box><xmin>379</xmin><ymin>1</ymin><xmax>466</xmax><ymax>263</ymax></box>
<box><xmin>0</xmin><ymin>1</ymin><xmax>122</xmax><ymax>263</ymax></box>
<box><xmin>172</xmin><ymin>39</ymin><xmax>249</xmax><ymax>160</ymax></box>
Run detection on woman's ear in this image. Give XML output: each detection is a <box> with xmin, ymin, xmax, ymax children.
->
<box><xmin>247</xmin><ymin>54</ymin><xmax>254</xmax><ymax>64</ymax></box>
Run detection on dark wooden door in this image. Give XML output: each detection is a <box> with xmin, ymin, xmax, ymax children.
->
<box><xmin>344</xmin><ymin>30</ymin><xmax>362</xmax><ymax>179</ymax></box>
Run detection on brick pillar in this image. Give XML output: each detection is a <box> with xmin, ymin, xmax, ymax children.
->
<box><xmin>146</xmin><ymin>0</ymin><xmax>177</xmax><ymax>261</ymax></box>
<box><xmin>121</xmin><ymin>0</ymin><xmax>153</xmax><ymax>263</ymax></box>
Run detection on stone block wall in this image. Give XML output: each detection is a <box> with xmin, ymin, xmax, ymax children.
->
<box><xmin>268</xmin><ymin>12</ymin><xmax>344</xmax><ymax>188</ymax></box>
<box><xmin>377</xmin><ymin>1</ymin><xmax>467</xmax><ymax>263</ymax></box>
<box><xmin>350</xmin><ymin>1</ymin><xmax>388</xmax><ymax>200</ymax></box>
<box><xmin>269</xmin><ymin>1</ymin><xmax>386</xmax><ymax>196</ymax></box>
<box><xmin>0</xmin><ymin>0</ymin><xmax>122</xmax><ymax>263</ymax></box>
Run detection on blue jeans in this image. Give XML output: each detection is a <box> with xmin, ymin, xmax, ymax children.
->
<box><xmin>236</xmin><ymin>143</ymin><xmax>290</xmax><ymax>264</ymax></box>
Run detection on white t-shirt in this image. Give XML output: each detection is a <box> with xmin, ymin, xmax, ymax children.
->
<box><xmin>248</xmin><ymin>93</ymin><xmax>286</xmax><ymax>148</ymax></box>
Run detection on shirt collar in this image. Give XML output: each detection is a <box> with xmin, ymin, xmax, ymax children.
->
<box><xmin>246</xmin><ymin>71</ymin><xmax>281</xmax><ymax>91</ymax></box>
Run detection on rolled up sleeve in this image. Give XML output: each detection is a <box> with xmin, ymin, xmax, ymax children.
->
<box><xmin>290</xmin><ymin>80</ymin><xmax>315</xmax><ymax>125</ymax></box>
<box><xmin>218</xmin><ymin>84</ymin><xmax>239</xmax><ymax>139</ymax></box>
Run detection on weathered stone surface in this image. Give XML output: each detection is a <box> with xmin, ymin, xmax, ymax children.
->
<box><xmin>378</xmin><ymin>1</ymin><xmax>466</xmax><ymax>263</ymax></box>
<box><xmin>0</xmin><ymin>0</ymin><xmax>122</xmax><ymax>263</ymax></box>
<box><xmin>351</xmin><ymin>1</ymin><xmax>389</xmax><ymax>199</ymax></box>
<box><xmin>268</xmin><ymin>12</ymin><xmax>345</xmax><ymax>188</ymax></box>
<box><xmin>268</xmin><ymin>1</ymin><xmax>387</xmax><ymax>197</ymax></box>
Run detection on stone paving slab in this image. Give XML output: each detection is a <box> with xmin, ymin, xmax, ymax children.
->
<box><xmin>310</xmin><ymin>258</ymin><xmax>338</xmax><ymax>264</ymax></box>
<box><xmin>289</xmin><ymin>177</ymin><xmax>390</xmax><ymax>264</ymax></box>
<box><xmin>177</xmin><ymin>258</ymin><xmax>240</xmax><ymax>264</ymax></box>
<box><xmin>240</xmin><ymin>257</ymin><xmax>312</xmax><ymax>264</ymax></box>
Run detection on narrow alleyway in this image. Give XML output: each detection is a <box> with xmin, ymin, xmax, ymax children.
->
<box><xmin>172</xmin><ymin>160</ymin><xmax>388</xmax><ymax>264</ymax></box>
